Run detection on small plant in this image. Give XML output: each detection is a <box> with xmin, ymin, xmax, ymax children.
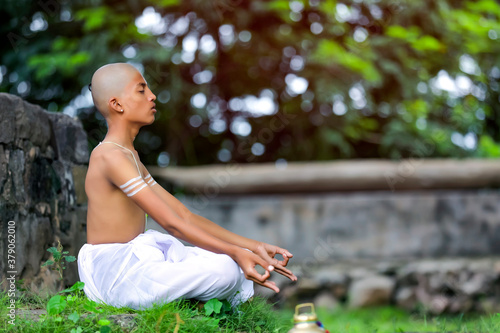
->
<box><xmin>46</xmin><ymin>281</ymin><xmax>85</xmax><ymax>317</ymax></box>
<box><xmin>203</xmin><ymin>298</ymin><xmax>232</xmax><ymax>319</ymax></box>
<box><xmin>42</xmin><ymin>281</ymin><xmax>114</xmax><ymax>333</ymax></box>
<box><xmin>41</xmin><ymin>240</ymin><xmax>76</xmax><ymax>280</ymax></box>
<box><xmin>15</xmin><ymin>278</ymin><xmax>27</xmax><ymax>292</ymax></box>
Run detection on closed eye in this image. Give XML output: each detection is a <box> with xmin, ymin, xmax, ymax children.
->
<box><xmin>137</xmin><ymin>82</ymin><xmax>147</xmax><ymax>94</ymax></box>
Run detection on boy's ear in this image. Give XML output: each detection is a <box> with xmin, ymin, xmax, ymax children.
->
<box><xmin>109</xmin><ymin>97</ymin><xmax>124</xmax><ymax>113</ymax></box>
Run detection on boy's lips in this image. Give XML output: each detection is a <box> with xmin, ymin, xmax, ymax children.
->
<box><xmin>151</xmin><ymin>104</ymin><xmax>156</xmax><ymax>112</ymax></box>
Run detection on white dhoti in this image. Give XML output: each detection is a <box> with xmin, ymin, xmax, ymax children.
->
<box><xmin>77</xmin><ymin>229</ymin><xmax>254</xmax><ymax>310</ymax></box>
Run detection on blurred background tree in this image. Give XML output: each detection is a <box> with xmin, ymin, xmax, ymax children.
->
<box><xmin>1</xmin><ymin>0</ymin><xmax>499</xmax><ymax>166</ymax></box>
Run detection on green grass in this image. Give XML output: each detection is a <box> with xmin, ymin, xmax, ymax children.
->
<box><xmin>0</xmin><ymin>285</ymin><xmax>292</xmax><ymax>332</ymax></box>
<box><xmin>311</xmin><ymin>306</ymin><xmax>500</xmax><ymax>333</ymax></box>
<box><xmin>1</xmin><ymin>285</ymin><xmax>499</xmax><ymax>332</ymax></box>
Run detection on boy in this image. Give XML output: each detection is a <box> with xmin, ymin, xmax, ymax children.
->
<box><xmin>77</xmin><ymin>63</ymin><xmax>296</xmax><ymax>309</ymax></box>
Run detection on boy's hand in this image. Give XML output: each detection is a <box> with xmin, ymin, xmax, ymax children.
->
<box><xmin>254</xmin><ymin>243</ymin><xmax>297</xmax><ymax>282</ymax></box>
<box><xmin>233</xmin><ymin>249</ymin><xmax>280</xmax><ymax>293</ymax></box>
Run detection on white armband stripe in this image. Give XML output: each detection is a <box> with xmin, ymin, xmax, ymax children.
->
<box><xmin>127</xmin><ymin>183</ymin><xmax>147</xmax><ymax>197</ymax></box>
<box><xmin>145</xmin><ymin>173</ymin><xmax>157</xmax><ymax>186</ymax></box>
<box><xmin>119</xmin><ymin>176</ymin><xmax>149</xmax><ymax>197</ymax></box>
<box><xmin>119</xmin><ymin>176</ymin><xmax>142</xmax><ymax>189</ymax></box>
<box><xmin>123</xmin><ymin>179</ymin><xmax>146</xmax><ymax>193</ymax></box>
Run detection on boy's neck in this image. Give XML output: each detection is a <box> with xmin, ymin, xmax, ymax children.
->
<box><xmin>104</xmin><ymin>121</ymin><xmax>140</xmax><ymax>150</ymax></box>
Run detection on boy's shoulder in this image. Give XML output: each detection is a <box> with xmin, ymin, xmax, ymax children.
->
<box><xmin>89</xmin><ymin>143</ymin><xmax>135</xmax><ymax>169</ymax></box>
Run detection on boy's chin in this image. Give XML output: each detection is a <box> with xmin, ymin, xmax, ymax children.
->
<box><xmin>136</xmin><ymin>118</ymin><xmax>155</xmax><ymax>126</ymax></box>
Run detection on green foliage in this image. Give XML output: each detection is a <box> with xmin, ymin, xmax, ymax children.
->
<box><xmin>477</xmin><ymin>135</ymin><xmax>500</xmax><ymax>157</ymax></box>
<box><xmin>46</xmin><ymin>295</ymin><xmax>67</xmax><ymax>315</ymax></box>
<box><xmin>1</xmin><ymin>285</ymin><xmax>500</xmax><ymax>333</ymax></box>
<box><xmin>386</xmin><ymin>26</ymin><xmax>446</xmax><ymax>53</ymax></box>
<box><xmin>204</xmin><ymin>298</ymin><xmax>223</xmax><ymax>316</ymax></box>
<box><xmin>311</xmin><ymin>39</ymin><xmax>382</xmax><ymax>83</ymax></box>
<box><xmin>0</xmin><ymin>281</ymin><xmax>117</xmax><ymax>332</ymax></box>
<box><xmin>1</xmin><ymin>0</ymin><xmax>500</xmax><ymax>165</ymax></box>
<box><xmin>158</xmin><ymin>0</ymin><xmax>181</xmax><ymax>7</ymax></box>
<box><xmin>53</xmin><ymin>280</ymin><xmax>87</xmax><ymax>321</ymax></box>
<box><xmin>204</xmin><ymin>298</ymin><xmax>232</xmax><ymax>318</ymax></box>
<box><xmin>41</xmin><ymin>241</ymin><xmax>77</xmax><ymax>280</ymax></box>
<box><xmin>312</xmin><ymin>306</ymin><xmax>500</xmax><ymax>333</ymax></box>
<box><xmin>1</xmin><ymin>277</ymin><xmax>291</xmax><ymax>332</ymax></box>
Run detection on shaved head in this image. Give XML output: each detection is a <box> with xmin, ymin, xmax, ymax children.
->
<box><xmin>90</xmin><ymin>63</ymin><xmax>142</xmax><ymax>118</ymax></box>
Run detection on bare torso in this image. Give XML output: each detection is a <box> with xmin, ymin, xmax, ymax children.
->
<box><xmin>85</xmin><ymin>143</ymin><xmax>147</xmax><ymax>244</ymax></box>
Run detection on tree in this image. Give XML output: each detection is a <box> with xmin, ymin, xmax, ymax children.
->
<box><xmin>1</xmin><ymin>0</ymin><xmax>499</xmax><ymax>166</ymax></box>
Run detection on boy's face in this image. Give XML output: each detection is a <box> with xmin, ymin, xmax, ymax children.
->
<box><xmin>120</xmin><ymin>70</ymin><xmax>157</xmax><ymax>125</ymax></box>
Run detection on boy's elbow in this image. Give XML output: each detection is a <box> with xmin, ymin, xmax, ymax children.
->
<box><xmin>158</xmin><ymin>219</ymin><xmax>183</xmax><ymax>238</ymax></box>
<box><xmin>149</xmin><ymin>208</ymin><xmax>184</xmax><ymax>236</ymax></box>
<box><xmin>180</xmin><ymin>207</ymin><xmax>194</xmax><ymax>223</ymax></box>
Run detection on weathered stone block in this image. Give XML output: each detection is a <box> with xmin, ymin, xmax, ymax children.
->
<box><xmin>0</xmin><ymin>93</ymin><xmax>88</xmax><ymax>293</ymax></box>
<box><xmin>72</xmin><ymin>165</ymin><xmax>88</xmax><ymax>205</ymax></box>
<box><xmin>0</xmin><ymin>93</ymin><xmax>21</xmax><ymax>144</ymax></box>
<box><xmin>395</xmin><ymin>287</ymin><xmax>416</xmax><ymax>311</ymax></box>
<box><xmin>9</xmin><ymin>149</ymin><xmax>26</xmax><ymax>203</ymax></box>
<box><xmin>314</xmin><ymin>291</ymin><xmax>340</xmax><ymax>310</ymax></box>
<box><xmin>27</xmin><ymin>156</ymin><xmax>59</xmax><ymax>205</ymax></box>
<box><xmin>16</xmin><ymin>101</ymin><xmax>51</xmax><ymax>149</ymax></box>
<box><xmin>47</xmin><ymin>113</ymin><xmax>89</xmax><ymax>164</ymax></box>
<box><xmin>0</xmin><ymin>145</ymin><xmax>7</xmax><ymax>194</ymax></box>
<box><xmin>348</xmin><ymin>275</ymin><xmax>395</xmax><ymax>308</ymax></box>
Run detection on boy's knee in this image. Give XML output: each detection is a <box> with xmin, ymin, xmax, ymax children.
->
<box><xmin>209</xmin><ymin>255</ymin><xmax>242</xmax><ymax>287</ymax></box>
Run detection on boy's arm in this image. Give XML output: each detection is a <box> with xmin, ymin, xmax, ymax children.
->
<box><xmin>146</xmin><ymin>178</ymin><xmax>259</xmax><ymax>250</ymax></box>
<box><xmin>187</xmin><ymin>213</ymin><xmax>296</xmax><ymax>281</ymax></box>
<box><xmin>143</xmin><ymin>167</ymin><xmax>296</xmax><ymax>281</ymax></box>
<box><xmin>105</xmin><ymin>153</ymin><xmax>280</xmax><ymax>292</ymax></box>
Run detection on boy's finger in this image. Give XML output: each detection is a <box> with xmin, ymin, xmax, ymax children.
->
<box><xmin>279</xmin><ymin>248</ymin><xmax>293</xmax><ymax>258</ymax></box>
<box><xmin>274</xmin><ymin>250</ymin><xmax>291</xmax><ymax>266</ymax></box>
<box><xmin>259</xmin><ymin>257</ymin><xmax>274</xmax><ymax>272</ymax></box>
<box><xmin>274</xmin><ymin>256</ymin><xmax>289</xmax><ymax>267</ymax></box>
<box><xmin>272</xmin><ymin>263</ymin><xmax>292</xmax><ymax>275</ymax></box>
<box><xmin>273</xmin><ymin>265</ymin><xmax>297</xmax><ymax>281</ymax></box>
<box><xmin>265</xmin><ymin>280</ymin><xmax>279</xmax><ymax>293</ymax></box>
<box><xmin>249</xmin><ymin>266</ymin><xmax>270</xmax><ymax>283</ymax></box>
<box><xmin>263</xmin><ymin>251</ymin><xmax>288</xmax><ymax>267</ymax></box>
<box><xmin>251</xmin><ymin>278</ymin><xmax>279</xmax><ymax>293</ymax></box>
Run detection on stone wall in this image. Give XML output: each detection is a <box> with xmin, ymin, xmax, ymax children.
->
<box><xmin>0</xmin><ymin>93</ymin><xmax>88</xmax><ymax>293</ymax></box>
<box><xmin>261</xmin><ymin>257</ymin><xmax>500</xmax><ymax>314</ymax></box>
<box><xmin>171</xmin><ymin>190</ymin><xmax>500</xmax><ymax>260</ymax></box>
<box><xmin>149</xmin><ymin>159</ymin><xmax>500</xmax><ymax>193</ymax></box>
